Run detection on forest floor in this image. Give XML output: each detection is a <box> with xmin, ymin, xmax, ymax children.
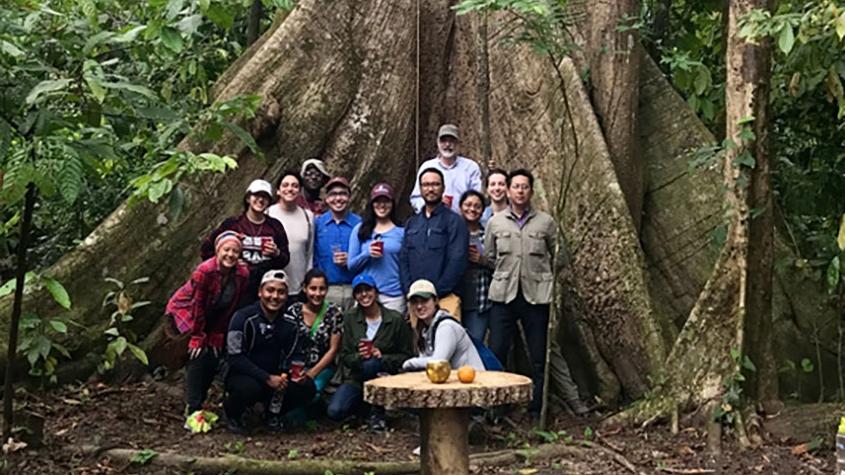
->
<box><xmin>2</xmin><ymin>374</ymin><xmax>835</xmax><ymax>474</ymax></box>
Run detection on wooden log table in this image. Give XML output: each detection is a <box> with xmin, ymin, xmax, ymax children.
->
<box><xmin>364</xmin><ymin>371</ymin><xmax>532</xmax><ymax>475</ymax></box>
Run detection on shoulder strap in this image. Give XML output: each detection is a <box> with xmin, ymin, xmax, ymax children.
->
<box><xmin>430</xmin><ymin>315</ymin><xmax>461</xmax><ymax>347</ymax></box>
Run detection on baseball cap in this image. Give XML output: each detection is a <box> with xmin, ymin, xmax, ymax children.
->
<box><xmin>300</xmin><ymin>158</ymin><xmax>329</xmax><ymax>177</ymax></box>
<box><xmin>260</xmin><ymin>269</ymin><xmax>288</xmax><ymax>288</ymax></box>
<box><xmin>370</xmin><ymin>182</ymin><xmax>394</xmax><ymax>201</ymax></box>
<box><xmin>352</xmin><ymin>274</ymin><xmax>378</xmax><ymax>292</ymax></box>
<box><xmin>246</xmin><ymin>179</ymin><xmax>273</xmax><ymax>198</ymax></box>
<box><xmin>407</xmin><ymin>279</ymin><xmax>437</xmax><ymax>300</ymax></box>
<box><xmin>437</xmin><ymin>124</ymin><xmax>459</xmax><ymax>140</ymax></box>
<box><xmin>325</xmin><ymin>176</ymin><xmax>351</xmax><ymax>192</ymax></box>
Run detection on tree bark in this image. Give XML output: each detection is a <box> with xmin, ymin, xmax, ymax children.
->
<box><xmin>584</xmin><ymin>0</ymin><xmax>643</xmax><ymax>230</ymax></box>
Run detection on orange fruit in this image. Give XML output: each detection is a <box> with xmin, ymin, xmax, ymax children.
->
<box><xmin>457</xmin><ymin>366</ymin><xmax>476</xmax><ymax>383</ymax></box>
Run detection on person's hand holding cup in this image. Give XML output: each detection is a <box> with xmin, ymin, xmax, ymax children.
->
<box><xmin>261</xmin><ymin>237</ymin><xmax>278</xmax><ymax>257</ymax></box>
<box><xmin>289</xmin><ymin>360</ymin><xmax>306</xmax><ymax>382</ymax></box>
<box><xmin>332</xmin><ymin>244</ymin><xmax>348</xmax><ymax>266</ymax></box>
<box><xmin>369</xmin><ymin>240</ymin><xmax>384</xmax><ymax>258</ymax></box>
<box><xmin>468</xmin><ymin>243</ymin><xmax>480</xmax><ymax>263</ymax></box>
<box><xmin>359</xmin><ymin>338</ymin><xmax>374</xmax><ymax>359</ymax></box>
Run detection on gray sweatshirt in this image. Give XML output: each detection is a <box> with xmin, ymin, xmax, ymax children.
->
<box><xmin>402</xmin><ymin>309</ymin><xmax>484</xmax><ymax>371</ymax></box>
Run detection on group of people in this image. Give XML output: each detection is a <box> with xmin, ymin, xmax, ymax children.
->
<box><xmin>164</xmin><ymin>124</ymin><xmax>585</xmax><ymax>435</ymax></box>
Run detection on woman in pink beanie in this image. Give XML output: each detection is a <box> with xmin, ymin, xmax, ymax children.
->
<box><xmin>166</xmin><ymin>231</ymin><xmax>250</xmax><ymax>419</ymax></box>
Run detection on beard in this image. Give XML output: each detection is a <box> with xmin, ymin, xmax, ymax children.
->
<box><xmin>438</xmin><ymin>147</ymin><xmax>456</xmax><ymax>159</ymax></box>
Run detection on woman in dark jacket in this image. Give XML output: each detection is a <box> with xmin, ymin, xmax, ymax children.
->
<box><xmin>166</xmin><ymin>231</ymin><xmax>250</xmax><ymax>419</ymax></box>
<box><xmin>327</xmin><ymin>274</ymin><xmax>413</xmax><ymax>431</ymax></box>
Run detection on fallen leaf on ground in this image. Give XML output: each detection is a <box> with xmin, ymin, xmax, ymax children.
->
<box><xmin>3</xmin><ymin>437</ymin><xmax>27</xmax><ymax>453</ymax></box>
<box><xmin>518</xmin><ymin>469</ymin><xmax>538</xmax><ymax>475</ymax></box>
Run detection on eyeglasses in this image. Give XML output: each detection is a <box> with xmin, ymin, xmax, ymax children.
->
<box><xmin>510</xmin><ymin>184</ymin><xmax>531</xmax><ymax>191</ymax></box>
<box><xmin>421</xmin><ymin>182</ymin><xmax>443</xmax><ymax>189</ymax></box>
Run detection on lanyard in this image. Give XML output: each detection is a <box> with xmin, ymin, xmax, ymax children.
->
<box><xmin>309</xmin><ymin>301</ymin><xmax>328</xmax><ymax>338</ymax></box>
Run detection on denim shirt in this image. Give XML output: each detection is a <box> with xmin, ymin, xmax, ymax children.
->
<box><xmin>399</xmin><ymin>203</ymin><xmax>469</xmax><ymax>296</ymax></box>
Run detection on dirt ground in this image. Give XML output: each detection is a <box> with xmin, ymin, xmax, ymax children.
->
<box><xmin>2</xmin><ymin>375</ymin><xmax>835</xmax><ymax>474</ymax></box>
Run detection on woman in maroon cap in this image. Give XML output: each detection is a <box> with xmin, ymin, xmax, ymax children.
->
<box><xmin>347</xmin><ymin>182</ymin><xmax>406</xmax><ymax>314</ymax></box>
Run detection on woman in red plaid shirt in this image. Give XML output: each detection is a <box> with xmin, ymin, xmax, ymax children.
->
<box><xmin>166</xmin><ymin>231</ymin><xmax>250</xmax><ymax>419</ymax></box>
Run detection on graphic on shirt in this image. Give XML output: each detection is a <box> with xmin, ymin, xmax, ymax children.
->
<box><xmin>241</xmin><ymin>235</ymin><xmax>270</xmax><ymax>265</ymax></box>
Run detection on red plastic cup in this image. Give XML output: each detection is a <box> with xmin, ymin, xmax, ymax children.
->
<box><xmin>359</xmin><ymin>338</ymin><xmax>374</xmax><ymax>357</ymax></box>
<box><xmin>289</xmin><ymin>360</ymin><xmax>305</xmax><ymax>382</ymax></box>
<box><xmin>261</xmin><ymin>237</ymin><xmax>273</xmax><ymax>253</ymax></box>
<box><xmin>373</xmin><ymin>240</ymin><xmax>384</xmax><ymax>253</ymax></box>
<box><xmin>443</xmin><ymin>195</ymin><xmax>454</xmax><ymax>208</ymax></box>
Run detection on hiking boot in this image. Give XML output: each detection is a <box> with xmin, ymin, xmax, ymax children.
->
<box><xmin>568</xmin><ymin>399</ymin><xmax>589</xmax><ymax>417</ymax></box>
<box><xmin>226</xmin><ymin>414</ymin><xmax>249</xmax><ymax>435</ymax></box>
<box><xmin>264</xmin><ymin>413</ymin><xmax>287</xmax><ymax>433</ymax></box>
<box><xmin>368</xmin><ymin>413</ymin><xmax>387</xmax><ymax>432</ymax></box>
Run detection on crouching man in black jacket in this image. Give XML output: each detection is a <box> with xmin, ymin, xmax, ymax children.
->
<box><xmin>224</xmin><ymin>270</ymin><xmax>316</xmax><ymax>434</ymax></box>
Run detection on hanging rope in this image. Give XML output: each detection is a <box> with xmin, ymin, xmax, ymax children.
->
<box><xmin>415</xmin><ymin>0</ymin><xmax>421</xmax><ymax>171</ymax></box>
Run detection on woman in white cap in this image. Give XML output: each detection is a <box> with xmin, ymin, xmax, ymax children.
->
<box><xmin>202</xmin><ymin>179</ymin><xmax>290</xmax><ymax>307</ymax></box>
<box><xmin>166</xmin><ymin>231</ymin><xmax>250</xmax><ymax>423</ymax></box>
<box><xmin>402</xmin><ymin>279</ymin><xmax>484</xmax><ymax>372</ymax></box>
<box><xmin>347</xmin><ymin>182</ymin><xmax>406</xmax><ymax>314</ymax></box>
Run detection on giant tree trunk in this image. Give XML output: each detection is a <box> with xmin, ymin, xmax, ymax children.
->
<box><xmin>624</xmin><ymin>0</ymin><xmax>777</xmax><ymax>422</ymax></box>
<box><xmin>583</xmin><ymin>0</ymin><xmax>643</xmax><ymax>230</ymax></box>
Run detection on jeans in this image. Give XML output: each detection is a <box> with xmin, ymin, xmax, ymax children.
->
<box><xmin>462</xmin><ymin>309</ymin><xmax>490</xmax><ymax>341</ymax></box>
<box><xmin>224</xmin><ymin>372</ymin><xmax>316</xmax><ymax>420</ymax></box>
<box><xmin>327</xmin><ymin>285</ymin><xmax>355</xmax><ymax>311</ymax></box>
<box><xmin>488</xmin><ymin>291</ymin><xmax>549</xmax><ymax>413</ymax></box>
<box><xmin>326</xmin><ymin>358</ymin><xmax>384</xmax><ymax>421</ymax></box>
<box><xmin>185</xmin><ymin>349</ymin><xmax>222</xmax><ymax>414</ymax></box>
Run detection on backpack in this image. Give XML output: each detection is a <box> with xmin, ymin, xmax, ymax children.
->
<box><xmin>430</xmin><ymin>316</ymin><xmax>503</xmax><ymax>371</ymax></box>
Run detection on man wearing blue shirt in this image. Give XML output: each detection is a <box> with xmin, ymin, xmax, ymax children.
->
<box><xmin>400</xmin><ymin>168</ymin><xmax>469</xmax><ymax>320</ymax></box>
<box><xmin>313</xmin><ymin>177</ymin><xmax>361</xmax><ymax>309</ymax></box>
<box><xmin>409</xmin><ymin>124</ymin><xmax>482</xmax><ymax>214</ymax></box>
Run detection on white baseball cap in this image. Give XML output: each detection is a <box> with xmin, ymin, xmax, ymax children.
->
<box><xmin>407</xmin><ymin>279</ymin><xmax>437</xmax><ymax>300</ymax></box>
<box><xmin>260</xmin><ymin>270</ymin><xmax>288</xmax><ymax>288</ymax></box>
<box><xmin>246</xmin><ymin>179</ymin><xmax>273</xmax><ymax>197</ymax></box>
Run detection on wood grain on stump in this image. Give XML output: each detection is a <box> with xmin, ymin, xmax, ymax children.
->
<box><xmin>364</xmin><ymin>371</ymin><xmax>532</xmax><ymax>408</ymax></box>
<box><xmin>421</xmin><ymin>408</ymin><xmax>469</xmax><ymax>475</ymax></box>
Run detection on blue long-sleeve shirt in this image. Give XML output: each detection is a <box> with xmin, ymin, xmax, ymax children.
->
<box><xmin>313</xmin><ymin>211</ymin><xmax>361</xmax><ymax>285</ymax></box>
<box><xmin>399</xmin><ymin>203</ymin><xmax>469</xmax><ymax>296</ymax></box>
<box><xmin>347</xmin><ymin>224</ymin><xmax>405</xmax><ymax>297</ymax></box>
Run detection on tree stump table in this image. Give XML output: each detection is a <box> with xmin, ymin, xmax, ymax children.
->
<box><xmin>364</xmin><ymin>371</ymin><xmax>532</xmax><ymax>475</ymax></box>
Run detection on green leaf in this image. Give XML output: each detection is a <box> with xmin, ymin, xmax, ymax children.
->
<box><xmin>836</xmin><ymin>12</ymin><xmax>845</xmax><ymax>40</ymax></box>
<box><xmin>166</xmin><ymin>0</ymin><xmax>185</xmax><ymax>20</ymax></box>
<box><xmin>204</xmin><ymin>3</ymin><xmax>235</xmax><ymax>29</ymax></box>
<box><xmin>127</xmin><ymin>343</ymin><xmax>149</xmax><ymax>366</ymax></box>
<box><xmin>0</xmin><ymin>272</ymin><xmax>36</xmax><ymax>299</ymax></box>
<box><xmin>177</xmin><ymin>14</ymin><xmax>203</xmax><ymax>35</ymax></box>
<box><xmin>801</xmin><ymin>358</ymin><xmax>814</xmax><ymax>373</ymax></box>
<box><xmin>49</xmin><ymin>320</ymin><xmax>68</xmax><ymax>333</ymax></box>
<box><xmin>0</xmin><ymin>40</ymin><xmax>25</xmax><ymax>58</ymax></box>
<box><xmin>159</xmin><ymin>27</ymin><xmax>183</xmax><ymax>53</ymax></box>
<box><xmin>104</xmin><ymin>327</ymin><xmax>120</xmax><ymax>337</ymax></box>
<box><xmin>84</xmin><ymin>74</ymin><xmax>107</xmax><ymax>103</ymax></box>
<box><xmin>25</xmin><ymin>79</ymin><xmax>73</xmax><ymax>105</ymax></box>
<box><xmin>826</xmin><ymin>256</ymin><xmax>840</xmax><ymax>294</ymax></box>
<box><xmin>57</xmin><ymin>153</ymin><xmax>84</xmax><ymax>205</ymax></box>
<box><xmin>102</xmin><ymin>82</ymin><xmax>157</xmax><ymax>99</ymax></box>
<box><xmin>110</xmin><ymin>336</ymin><xmax>128</xmax><ymax>356</ymax></box>
<box><xmin>693</xmin><ymin>67</ymin><xmax>711</xmax><ymax>95</ymax></box>
<box><xmin>778</xmin><ymin>25</ymin><xmax>794</xmax><ymax>55</ymax></box>
<box><xmin>221</xmin><ymin>122</ymin><xmax>259</xmax><ymax>153</ymax></box>
<box><xmin>82</xmin><ymin>31</ymin><xmax>114</xmax><ymax>54</ymax></box>
<box><xmin>113</xmin><ymin>25</ymin><xmax>147</xmax><ymax>43</ymax></box>
<box><xmin>837</xmin><ymin>214</ymin><xmax>845</xmax><ymax>252</ymax></box>
<box><xmin>43</xmin><ymin>276</ymin><xmax>71</xmax><ymax>309</ymax></box>
<box><xmin>131</xmin><ymin>449</ymin><xmax>158</xmax><ymax>465</ymax></box>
